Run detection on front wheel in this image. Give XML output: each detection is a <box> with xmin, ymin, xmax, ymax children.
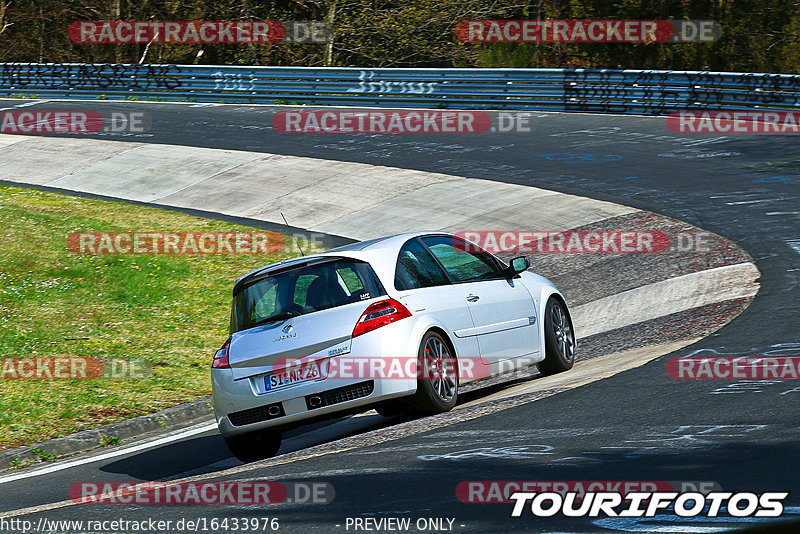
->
<box><xmin>223</xmin><ymin>429</ymin><xmax>282</xmax><ymax>463</ymax></box>
<box><xmin>539</xmin><ymin>297</ymin><xmax>575</xmax><ymax>376</ymax></box>
<box><xmin>410</xmin><ymin>331</ymin><xmax>458</xmax><ymax>414</ymax></box>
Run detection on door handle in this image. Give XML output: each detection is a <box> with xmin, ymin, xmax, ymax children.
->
<box><xmin>466</xmin><ymin>294</ymin><xmax>480</xmax><ymax>302</ymax></box>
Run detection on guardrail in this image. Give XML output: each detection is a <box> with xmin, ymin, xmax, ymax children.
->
<box><xmin>2</xmin><ymin>63</ymin><xmax>800</xmax><ymax>114</ymax></box>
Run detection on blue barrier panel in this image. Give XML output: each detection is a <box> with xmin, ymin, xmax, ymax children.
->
<box><xmin>2</xmin><ymin>64</ymin><xmax>799</xmax><ymax>114</ymax></box>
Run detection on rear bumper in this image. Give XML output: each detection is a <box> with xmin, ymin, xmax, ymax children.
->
<box><xmin>212</xmin><ymin>321</ymin><xmax>418</xmax><ymax>437</ymax></box>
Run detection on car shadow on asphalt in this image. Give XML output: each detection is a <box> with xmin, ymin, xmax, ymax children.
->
<box><xmin>98</xmin><ymin>412</ymin><xmax>402</xmax><ymax>479</ymax></box>
<box><xmin>97</xmin><ymin>370</ymin><xmax>546</xmax><ymax>481</ymax></box>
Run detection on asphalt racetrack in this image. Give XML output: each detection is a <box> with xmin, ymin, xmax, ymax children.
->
<box><xmin>0</xmin><ymin>101</ymin><xmax>798</xmax><ymax>533</ymax></box>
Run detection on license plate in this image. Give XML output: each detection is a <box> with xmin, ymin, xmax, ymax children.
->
<box><xmin>265</xmin><ymin>361</ymin><xmax>320</xmax><ymax>391</ymax></box>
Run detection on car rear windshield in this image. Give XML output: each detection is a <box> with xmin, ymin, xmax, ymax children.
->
<box><xmin>230</xmin><ymin>259</ymin><xmax>386</xmax><ymax>333</ymax></box>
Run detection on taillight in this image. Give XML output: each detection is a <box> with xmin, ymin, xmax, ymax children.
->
<box><xmin>212</xmin><ymin>338</ymin><xmax>231</xmax><ymax>369</ymax></box>
<box><xmin>352</xmin><ymin>298</ymin><xmax>411</xmax><ymax>338</ymax></box>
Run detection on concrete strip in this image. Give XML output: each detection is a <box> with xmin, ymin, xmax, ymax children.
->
<box><xmin>317</xmin><ymin>179</ymin><xmax>560</xmax><ymax>240</ymax></box>
<box><xmin>457</xmin><ymin>338</ymin><xmax>702</xmax><ymax>408</ymax></box>
<box><xmin>0</xmin><ymin>135</ymin><xmax>29</xmax><ymax>150</ymax></box>
<box><xmin>157</xmin><ymin>155</ymin><xmax>328</xmax><ymax>214</ymax></box>
<box><xmin>48</xmin><ymin>144</ymin><xmax>258</xmax><ymax>202</ymax></box>
<box><xmin>443</xmin><ymin>192</ymin><xmax>638</xmax><ymax>234</ymax></box>
<box><xmin>239</xmin><ymin>165</ymin><xmax>461</xmax><ymax>230</ymax></box>
<box><xmin>0</xmin><ymin>137</ymin><xmax>636</xmax><ymax>241</ymax></box>
<box><xmin>0</xmin><ymin>136</ymin><xmax>143</xmax><ymax>185</ymax></box>
<box><xmin>572</xmin><ymin>262</ymin><xmax>760</xmax><ymax>339</ymax></box>
<box><xmin>159</xmin><ymin>155</ymin><xmax>429</xmax><ymax>216</ymax></box>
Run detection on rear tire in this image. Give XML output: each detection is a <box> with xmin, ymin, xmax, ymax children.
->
<box><xmin>539</xmin><ymin>297</ymin><xmax>575</xmax><ymax>376</ymax></box>
<box><xmin>224</xmin><ymin>429</ymin><xmax>282</xmax><ymax>463</ymax></box>
<box><xmin>410</xmin><ymin>331</ymin><xmax>458</xmax><ymax>414</ymax></box>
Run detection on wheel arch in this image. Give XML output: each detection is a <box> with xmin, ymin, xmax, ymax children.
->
<box><xmin>539</xmin><ymin>288</ymin><xmax>576</xmax><ymax>354</ymax></box>
<box><xmin>423</xmin><ymin>326</ymin><xmax>461</xmax><ymax>385</ymax></box>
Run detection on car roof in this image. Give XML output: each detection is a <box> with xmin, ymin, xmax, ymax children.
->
<box><xmin>324</xmin><ymin>232</ymin><xmax>437</xmax><ymax>253</ymax></box>
<box><xmin>233</xmin><ymin>231</ymin><xmax>452</xmax><ymax>293</ymax></box>
<box><xmin>323</xmin><ymin>236</ymin><xmax>392</xmax><ymax>252</ymax></box>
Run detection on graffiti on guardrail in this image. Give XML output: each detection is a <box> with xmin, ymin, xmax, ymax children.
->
<box><xmin>0</xmin><ymin>63</ymin><xmax>183</xmax><ymax>91</ymax></box>
<box><xmin>563</xmin><ymin>70</ymin><xmax>676</xmax><ymax>113</ymax></box>
<box><xmin>2</xmin><ymin>64</ymin><xmax>799</xmax><ymax>113</ymax></box>
<box><xmin>562</xmin><ymin>69</ymin><xmax>800</xmax><ymax>112</ymax></box>
<box><xmin>346</xmin><ymin>70</ymin><xmax>437</xmax><ymax>94</ymax></box>
<box><xmin>212</xmin><ymin>71</ymin><xmax>256</xmax><ymax>91</ymax></box>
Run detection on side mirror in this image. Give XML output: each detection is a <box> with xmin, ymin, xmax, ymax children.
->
<box><xmin>506</xmin><ymin>256</ymin><xmax>530</xmax><ymax>278</ymax></box>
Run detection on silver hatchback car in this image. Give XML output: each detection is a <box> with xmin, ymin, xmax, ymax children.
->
<box><xmin>212</xmin><ymin>231</ymin><xmax>575</xmax><ymax>461</ymax></box>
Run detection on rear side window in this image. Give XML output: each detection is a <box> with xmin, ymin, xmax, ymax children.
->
<box><xmin>231</xmin><ymin>260</ymin><xmax>386</xmax><ymax>333</ymax></box>
<box><xmin>395</xmin><ymin>238</ymin><xmax>449</xmax><ymax>290</ymax></box>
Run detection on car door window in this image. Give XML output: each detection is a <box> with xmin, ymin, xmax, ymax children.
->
<box><xmin>421</xmin><ymin>235</ymin><xmax>503</xmax><ymax>283</ymax></box>
<box><xmin>395</xmin><ymin>238</ymin><xmax>450</xmax><ymax>290</ymax></box>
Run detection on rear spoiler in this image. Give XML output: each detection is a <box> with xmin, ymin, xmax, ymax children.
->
<box><xmin>232</xmin><ymin>255</ymin><xmax>355</xmax><ymax>296</ymax></box>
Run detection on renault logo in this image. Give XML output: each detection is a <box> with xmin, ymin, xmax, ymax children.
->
<box><xmin>273</xmin><ymin>323</ymin><xmax>297</xmax><ymax>342</ymax></box>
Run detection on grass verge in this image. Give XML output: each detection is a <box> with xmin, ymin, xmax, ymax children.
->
<box><xmin>0</xmin><ymin>184</ymin><xmax>310</xmax><ymax>452</ymax></box>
